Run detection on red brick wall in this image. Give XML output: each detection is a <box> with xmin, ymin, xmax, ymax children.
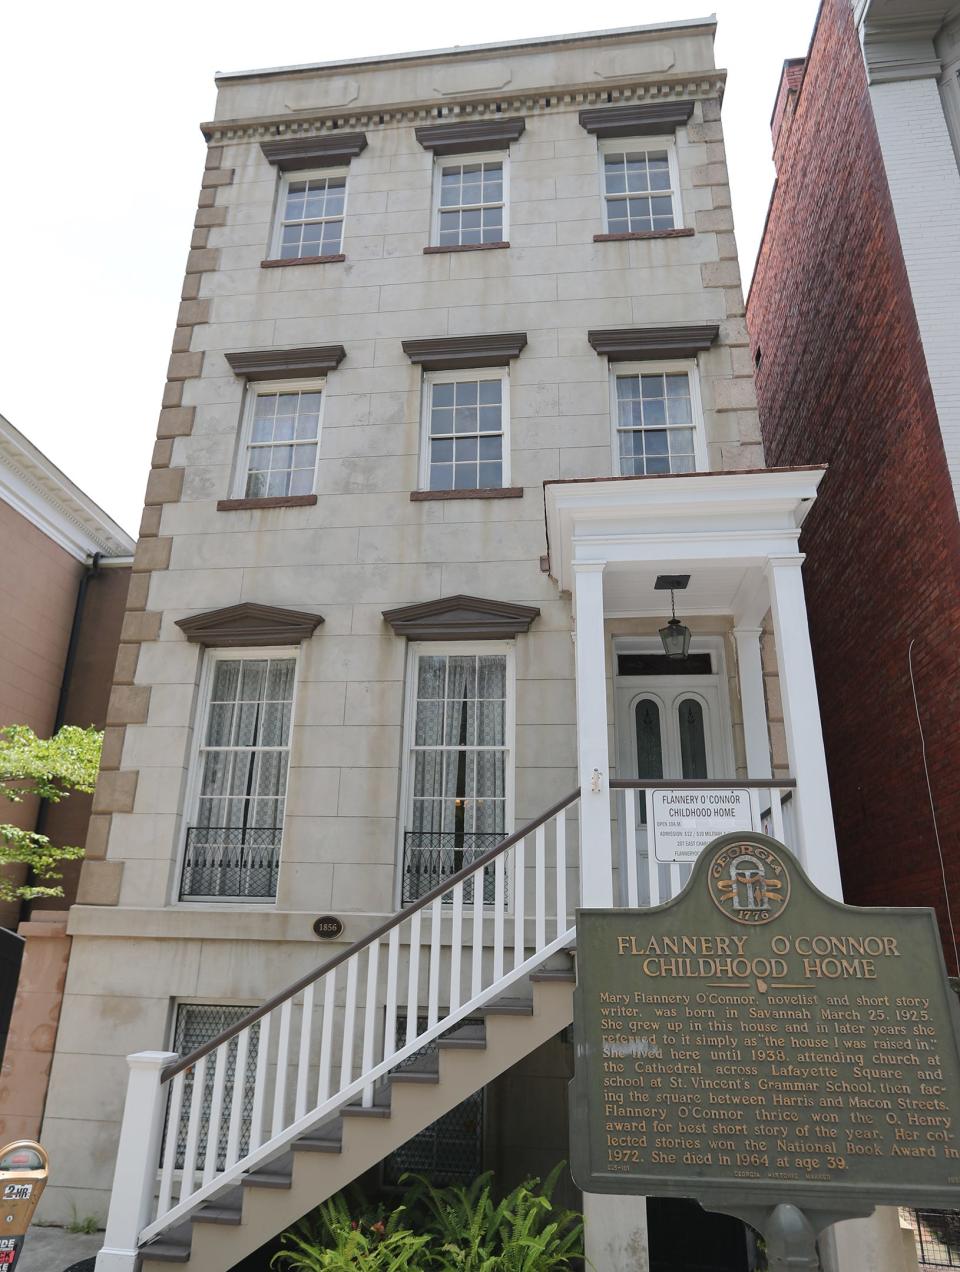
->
<box><xmin>748</xmin><ymin>0</ymin><xmax>960</xmax><ymax>970</ymax></box>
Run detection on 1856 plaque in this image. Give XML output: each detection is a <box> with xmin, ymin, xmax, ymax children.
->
<box><xmin>571</xmin><ymin>832</ymin><xmax>960</xmax><ymax>1229</ymax></box>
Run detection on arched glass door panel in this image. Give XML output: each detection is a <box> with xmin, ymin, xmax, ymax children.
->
<box><xmin>635</xmin><ymin>697</ymin><xmax>664</xmax><ymax>824</ymax></box>
<box><xmin>677</xmin><ymin>697</ymin><xmax>708</xmax><ymax>780</ymax></box>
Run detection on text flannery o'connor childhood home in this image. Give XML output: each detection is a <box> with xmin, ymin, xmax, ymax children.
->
<box><xmin>35</xmin><ymin>18</ymin><xmax>911</xmax><ymax>1272</ymax></box>
<box><xmin>748</xmin><ymin>4</ymin><xmax>960</xmax><ymax>970</ymax></box>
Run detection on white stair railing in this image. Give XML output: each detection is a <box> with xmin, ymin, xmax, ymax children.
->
<box><xmin>97</xmin><ymin>791</ymin><xmax>581</xmax><ymax>1270</ymax></box>
<box><xmin>610</xmin><ymin>777</ymin><xmax>797</xmax><ymax>907</ymax></box>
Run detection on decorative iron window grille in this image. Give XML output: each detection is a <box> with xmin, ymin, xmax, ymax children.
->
<box><xmin>166</xmin><ymin>1004</ymin><xmax>259</xmax><ymax>1170</ymax></box>
<box><xmin>180</xmin><ymin>826</ymin><xmax>280</xmax><ymax>900</ymax></box>
<box><xmin>907</xmin><ymin>1209</ymin><xmax>960</xmax><ymax>1267</ymax></box>
<box><xmin>383</xmin><ymin>1015</ymin><xmax>484</xmax><ymax>1186</ymax></box>
<box><xmin>401</xmin><ymin>831</ymin><xmax>500</xmax><ymax>904</ymax></box>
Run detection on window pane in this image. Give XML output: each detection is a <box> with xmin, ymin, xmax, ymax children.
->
<box><xmin>678</xmin><ymin>699</ymin><xmax>708</xmax><ymax>779</ymax></box>
<box><xmin>635</xmin><ymin>698</ymin><xmax>664</xmax><ymax>829</ymax></box>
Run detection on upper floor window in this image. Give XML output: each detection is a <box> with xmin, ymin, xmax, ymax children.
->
<box><xmin>271</xmin><ymin>169</ymin><xmax>347</xmax><ymax>260</ymax></box>
<box><xmin>236</xmin><ymin>382</ymin><xmax>323</xmax><ymax>500</ymax></box>
<box><xmin>432</xmin><ymin>155</ymin><xmax>508</xmax><ymax>247</ymax></box>
<box><xmin>600</xmin><ymin>139</ymin><xmax>681</xmax><ymax>235</ymax></box>
<box><xmin>421</xmin><ymin>369</ymin><xmax>509</xmax><ymax>492</ymax></box>
<box><xmin>611</xmin><ymin>362</ymin><xmax>705</xmax><ymax>476</ymax></box>
<box><xmin>180</xmin><ymin>652</ymin><xmax>297</xmax><ymax>902</ymax></box>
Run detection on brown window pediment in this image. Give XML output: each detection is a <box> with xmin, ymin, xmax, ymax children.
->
<box><xmin>587</xmin><ymin>325</ymin><xmax>719</xmax><ymax>361</ymax></box>
<box><xmin>401</xmin><ymin>333</ymin><xmax>527</xmax><ymax>371</ymax></box>
<box><xmin>260</xmin><ymin>133</ymin><xmax>367</xmax><ymax>171</ymax></box>
<box><xmin>225</xmin><ymin>345</ymin><xmax>346</xmax><ymax>381</ymax></box>
<box><xmin>578</xmin><ymin>101</ymin><xmax>695</xmax><ymax>138</ymax></box>
<box><xmin>382</xmin><ymin>594</ymin><xmax>539</xmax><ymax>640</ymax></box>
<box><xmin>176</xmin><ymin>603</ymin><xmax>324</xmax><ymax>648</ymax></box>
<box><xmin>415</xmin><ymin>117</ymin><xmax>525</xmax><ymax>155</ymax></box>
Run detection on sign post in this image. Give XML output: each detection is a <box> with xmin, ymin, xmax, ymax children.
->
<box><xmin>570</xmin><ymin>833</ymin><xmax>960</xmax><ymax>1270</ymax></box>
<box><xmin>0</xmin><ymin>1141</ymin><xmax>49</xmax><ymax>1270</ymax></box>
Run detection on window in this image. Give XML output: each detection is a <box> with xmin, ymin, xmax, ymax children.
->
<box><xmin>401</xmin><ymin>648</ymin><xmax>513</xmax><ymax>903</ymax></box>
<box><xmin>181</xmin><ymin>653</ymin><xmax>297</xmax><ymax>901</ymax></box>
<box><xmin>432</xmin><ymin>154</ymin><xmax>508</xmax><ymax>247</ymax></box>
<box><xmin>167</xmin><ymin>1003</ymin><xmax>258</xmax><ymax>1169</ymax></box>
<box><xmin>236</xmin><ymin>382</ymin><xmax>323</xmax><ymax>499</ymax></box>
<box><xmin>610</xmin><ymin>363</ymin><xmax>705</xmax><ymax>476</ymax></box>
<box><xmin>383</xmin><ymin>1015</ymin><xmax>484</xmax><ymax>1185</ymax></box>
<box><xmin>600</xmin><ymin>139</ymin><xmax>681</xmax><ymax>234</ymax></box>
<box><xmin>271</xmin><ymin>169</ymin><xmax>347</xmax><ymax>260</ymax></box>
<box><xmin>421</xmin><ymin>370</ymin><xmax>508</xmax><ymax>492</ymax></box>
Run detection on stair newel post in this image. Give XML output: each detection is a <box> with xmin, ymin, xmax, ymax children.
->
<box><xmin>96</xmin><ymin>1050</ymin><xmax>178</xmax><ymax>1272</ymax></box>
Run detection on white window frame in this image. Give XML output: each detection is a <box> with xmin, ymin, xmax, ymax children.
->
<box><xmin>231</xmin><ymin>378</ymin><xmax>326</xmax><ymax>500</ymax></box>
<box><xmin>395</xmin><ymin>641</ymin><xmax>516</xmax><ymax>910</ymax></box>
<box><xmin>174</xmin><ymin>646</ymin><xmax>301</xmax><ymax>907</ymax></box>
<box><xmin>607</xmin><ymin>359</ymin><xmax>707</xmax><ymax>477</ymax></box>
<box><xmin>430</xmin><ymin>151</ymin><xmax>510</xmax><ymax>247</ymax></box>
<box><xmin>268</xmin><ymin>166</ymin><xmax>349</xmax><ymax>260</ymax></box>
<box><xmin>597</xmin><ymin>136</ymin><xmax>683</xmax><ymax>234</ymax></box>
<box><xmin>418</xmin><ymin>366</ymin><xmax>511</xmax><ymax>492</ymax></box>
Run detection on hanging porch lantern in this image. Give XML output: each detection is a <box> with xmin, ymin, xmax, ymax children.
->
<box><xmin>658</xmin><ymin>586</ymin><xmax>691</xmax><ymax>660</ymax></box>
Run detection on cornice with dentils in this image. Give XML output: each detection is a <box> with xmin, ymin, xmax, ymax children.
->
<box><xmin>200</xmin><ymin>72</ymin><xmax>726</xmax><ymax>144</ymax></box>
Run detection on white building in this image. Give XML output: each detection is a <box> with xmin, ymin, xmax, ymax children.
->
<box><xmin>33</xmin><ymin>19</ymin><xmax>889</xmax><ymax>1272</ymax></box>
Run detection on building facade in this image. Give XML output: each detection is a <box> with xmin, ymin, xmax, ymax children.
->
<box><xmin>747</xmin><ymin>0</ymin><xmax>960</xmax><ymax>973</ymax></box>
<box><xmin>0</xmin><ymin>412</ymin><xmax>133</xmax><ymax>1142</ymax></box>
<box><xmin>32</xmin><ymin>21</ymin><xmax>891</xmax><ymax>1272</ymax></box>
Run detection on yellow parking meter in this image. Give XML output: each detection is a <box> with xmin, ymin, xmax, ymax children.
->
<box><xmin>0</xmin><ymin>1142</ymin><xmax>48</xmax><ymax>1269</ymax></box>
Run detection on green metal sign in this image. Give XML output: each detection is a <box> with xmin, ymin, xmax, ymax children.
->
<box><xmin>570</xmin><ymin>833</ymin><xmax>960</xmax><ymax>1220</ymax></box>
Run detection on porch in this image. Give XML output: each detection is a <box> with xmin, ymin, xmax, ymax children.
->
<box><xmin>544</xmin><ymin>465</ymin><xmax>841</xmax><ymax>907</ymax></box>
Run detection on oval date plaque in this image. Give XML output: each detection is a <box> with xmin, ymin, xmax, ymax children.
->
<box><xmin>313</xmin><ymin>915</ymin><xmax>344</xmax><ymax>940</ymax></box>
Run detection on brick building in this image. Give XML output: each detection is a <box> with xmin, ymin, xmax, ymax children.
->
<box><xmin>0</xmin><ymin>412</ymin><xmax>133</xmax><ymax>1141</ymax></box>
<box><xmin>748</xmin><ymin>0</ymin><xmax>960</xmax><ymax>971</ymax></box>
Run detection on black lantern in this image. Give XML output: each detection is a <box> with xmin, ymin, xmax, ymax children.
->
<box><xmin>659</xmin><ymin>588</ymin><xmax>691</xmax><ymax>660</ymax></box>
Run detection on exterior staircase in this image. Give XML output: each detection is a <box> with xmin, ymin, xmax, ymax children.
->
<box><xmin>95</xmin><ymin>792</ymin><xmax>582</xmax><ymax>1272</ymax></box>
<box><xmin>140</xmin><ymin>971</ymin><xmax>575</xmax><ymax>1270</ymax></box>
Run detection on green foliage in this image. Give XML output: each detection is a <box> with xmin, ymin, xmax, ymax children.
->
<box><xmin>65</xmin><ymin>1207</ymin><xmax>101</xmax><ymax>1234</ymax></box>
<box><xmin>401</xmin><ymin>1165</ymin><xmax>584</xmax><ymax>1271</ymax></box>
<box><xmin>270</xmin><ymin>1193</ymin><xmax>433</xmax><ymax>1271</ymax></box>
<box><xmin>0</xmin><ymin>724</ymin><xmax>102</xmax><ymax>900</ymax></box>
<box><xmin>273</xmin><ymin>1166</ymin><xmax>584</xmax><ymax>1271</ymax></box>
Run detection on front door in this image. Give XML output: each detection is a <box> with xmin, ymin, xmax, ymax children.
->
<box><xmin>614</xmin><ymin>648</ymin><xmax>732</xmax><ymax>905</ymax></box>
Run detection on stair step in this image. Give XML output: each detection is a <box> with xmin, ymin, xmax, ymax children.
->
<box><xmin>242</xmin><ymin>1155</ymin><xmax>294</xmax><ymax>1190</ymax></box>
<box><xmin>530</xmin><ymin>969</ymin><xmax>576</xmax><ymax>983</ymax></box>
<box><xmin>293</xmin><ymin>1132</ymin><xmax>343</xmax><ymax>1153</ymax></box>
<box><xmin>478</xmin><ymin>996</ymin><xmax>534</xmax><ymax>1016</ymax></box>
<box><xmin>141</xmin><ymin>1234</ymin><xmax>192</xmax><ymax>1263</ymax></box>
<box><xmin>193</xmin><ymin>1202</ymin><xmax>243</xmax><ymax>1225</ymax></box>
<box><xmin>392</xmin><ymin>1068</ymin><xmax>440</xmax><ymax>1084</ymax></box>
<box><xmin>437</xmin><ymin>1035</ymin><xmax>486</xmax><ymax>1050</ymax></box>
<box><xmin>342</xmin><ymin>1101</ymin><xmax>391</xmax><ymax>1118</ymax></box>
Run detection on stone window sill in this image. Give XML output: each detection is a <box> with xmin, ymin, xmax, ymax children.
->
<box><xmin>410</xmin><ymin>487</ymin><xmax>523</xmax><ymax>501</ymax></box>
<box><xmin>217</xmin><ymin>495</ymin><xmax>318</xmax><ymax>511</ymax></box>
<box><xmin>594</xmin><ymin>229</ymin><xmax>695</xmax><ymax>242</ymax></box>
<box><xmin>423</xmin><ymin>242</ymin><xmax>510</xmax><ymax>255</ymax></box>
<box><xmin>260</xmin><ymin>255</ymin><xmax>346</xmax><ymax>268</ymax></box>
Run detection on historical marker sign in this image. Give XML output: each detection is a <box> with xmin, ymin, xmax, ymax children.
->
<box><xmin>570</xmin><ymin>833</ymin><xmax>960</xmax><ymax>1218</ymax></box>
<box><xmin>651</xmin><ymin>788</ymin><xmax>752</xmax><ymax>864</ymax></box>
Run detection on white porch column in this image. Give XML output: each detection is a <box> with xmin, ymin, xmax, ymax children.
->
<box><xmin>573</xmin><ymin>560</ymin><xmax>613</xmax><ymax>908</ymax></box>
<box><xmin>96</xmin><ymin>1050</ymin><xmax>177</xmax><ymax>1272</ymax></box>
<box><xmin>765</xmin><ymin>557</ymin><xmax>842</xmax><ymax>899</ymax></box>
<box><xmin>732</xmin><ymin>626</ymin><xmax>771</xmax><ymax>779</ymax></box>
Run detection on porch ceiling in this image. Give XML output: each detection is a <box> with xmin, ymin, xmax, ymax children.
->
<box><xmin>544</xmin><ymin>467</ymin><xmax>826</xmax><ymax>620</ymax></box>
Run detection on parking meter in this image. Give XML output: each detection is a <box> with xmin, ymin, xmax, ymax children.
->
<box><xmin>0</xmin><ymin>1142</ymin><xmax>48</xmax><ymax>1269</ymax></box>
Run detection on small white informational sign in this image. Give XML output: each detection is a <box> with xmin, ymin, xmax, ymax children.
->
<box><xmin>651</xmin><ymin>788</ymin><xmax>752</xmax><ymax>864</ymax></box>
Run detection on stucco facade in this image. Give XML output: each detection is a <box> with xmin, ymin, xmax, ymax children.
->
<box><xmin>42</xmin><ymin>23</ymin><xmax>858</xmax><ymax>1272</ymax></box>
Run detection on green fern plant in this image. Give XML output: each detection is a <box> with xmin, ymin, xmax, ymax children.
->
<box><xmin>400</xmin><ymin>1164</ymin><xmax>584</xmax><ymax>1270</ymax></box>
<box><xmin>270</xmin><ymin>1193</ymin><xmax>433</xmax><ymax>1271</ymax></box>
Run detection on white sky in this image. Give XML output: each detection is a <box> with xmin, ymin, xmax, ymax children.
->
<box><xmin>0</xmin><ymin>0</ymin><xmax>819</xmax><ymax>537</ymax></box>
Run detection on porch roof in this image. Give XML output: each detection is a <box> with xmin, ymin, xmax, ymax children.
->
<box><xmin>543</xmin><ymin>466</ymin><xmax>826</xmax><ymax>621</ymax></box>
